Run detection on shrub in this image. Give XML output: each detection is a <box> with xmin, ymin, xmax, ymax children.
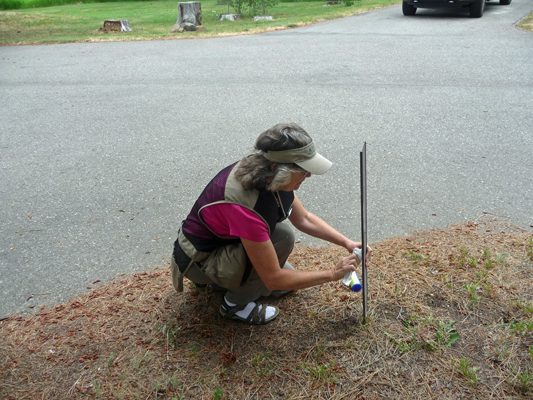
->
<box><xmin>0</xmin><ymin>0</ymin><xmax>24</xmax><ymax>10</ymax></box>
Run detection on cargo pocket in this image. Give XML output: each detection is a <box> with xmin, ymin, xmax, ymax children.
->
<box><xmin>201</xmin><ymin>243</ymin><xmax>247</xmax><ymax>290</ymax></box>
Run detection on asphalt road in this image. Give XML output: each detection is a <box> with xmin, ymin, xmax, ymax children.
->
<box><xmin>1</xmin><ymin>1</ymin><xmax>532</xmax><ymax>319</ymax></box>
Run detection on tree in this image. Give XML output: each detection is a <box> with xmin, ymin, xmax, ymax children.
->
<box><xmin>249</xmin><ymin>0</ymin><xmax>278</xmax><ymax>16</ymax></box>
<box><xmin>230</xmin><ymin>0</ymin><xmax>247</xmax><ymax>14</ymax></box>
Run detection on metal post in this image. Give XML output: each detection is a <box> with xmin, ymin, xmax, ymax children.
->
<box><xmin>360</xmin><ymin>142</ymin><xmax>368</xmax><ymax>322</ymax></box>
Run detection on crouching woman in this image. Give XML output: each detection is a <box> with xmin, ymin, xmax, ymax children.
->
<box><xmin>171</xmin><ymin>123</ymin><xmax>371</xmax><ymax>325</ymax></box>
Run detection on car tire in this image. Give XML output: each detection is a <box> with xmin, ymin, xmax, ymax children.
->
<box><xmin>402</xmin><ymin>1</ymin><xmax>417</xmax><ymax>15</ymax></box>
<box><xmin>500</xmin><ymin>0</ymin><xmax>511</xmax><ymax>5</ymax></box>
<box><xmin>470</xmin><ymin>0</ymin><xmax>485</xmax><ymax>18</ymax></box>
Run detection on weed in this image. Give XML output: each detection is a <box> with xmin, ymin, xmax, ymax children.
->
<box><xmin>385</xmin><ymin>331</ymin><xmax>421</xmax><ymax>353</ymax></box>
<box><xmin>509</xmin><ymin>318</ymin><xmax>533</xmax><ymax>336</ymax></box>
<box><xmin>213</xmin><ymin>388</ymin><xmax>224</xmax><ymax>400</ymax></box>
<box><xmin>169</xmin><ymin>373</ymin><xmax>182</xmax><ymax>389</ymax></box>
<box><xmin>418</xmin><ymin>317</ymin><xmax>460</xmax><ymax>351</ymax></box>
<box><xmin>459</xmin><ymin>246</ymin><xmax>469</xmax><ymax>258</ymax></box>
<box><xmin>527</xmin><ymin>236</ymin><xmax>533</xmax><ymax>261</ymax></box>
<box><xmin>315</xmin><ymin>339</ymin><xmax>327</xmax><ymax>362</ymax></box>
<box><xmin>456</xmin><ymin>246</ymin><xmax>470</xmax><ymax>267</ymax></box>
<box><xmin>453</xmin><ymin>357</ymin><xmax>480</xmax><ymax>383</ymax></box>
<box><xmin>495</xmin><ymin>253</ymin><xmax>509</xmax><ymax>268</ymax></box>
<box><xmin>495</xmin><ymin>340</ymin><xmax>510</xmax><ymax>362</ymax></box>
<box><xmin>441</xmin><ymin>274</ymin><xmax>454</xmax><ymax>290</ymax></box>
<box><xmin>407</xmin><ymin>250</ymin><xmax>432</xmax><ymax>265</ymax></box>
<box><xmin>252</xmin><ymin>351</ymin><xmax>273</xmax><ymax>378</ymax></box>
<box><xmin>130</xmin><ymin>351</ymin><xmax>152</xmax><ymax>370</ymax></box>
<box><xmin>483</xmin><ymin>283</ymin><xmax>494</xmax><ymax>294</ymax></box>
<box><xmin>434</xmin><ymin>319</ymin><xmax>460</xmax><ymax>349</ymax></box>
<box><xmin>516</xmin><ymin>370</ymin><xmax>533</xmax><ymax>394</ymax></box>
<box><xmin>91</xmin><ymin>377</ymin><xmax>102</xmax><ymax>399</ymax></box>
<box><xmin>402</xmin><ymin>312</ymin><xmax>420</xmax><ymax>328</ymax></box>
<box><xmin>107</xmin><ymin>352</ymin><xmax>115</xmax><ymax>369</ymax></box>
<box><xmin>394</xmin><ymin>281</ymin><xmax>404</xmax><ymax>296</ymax></box>
<box><xmin>384</xmin><ymin>313</ymin><xmax>425</xmax><ymax>353</ymax></box>
<box><xmin>158</xmin><ymin>321</ymin><xmax>180</xmax><ymax>349</ymax></box>
<box><xmin>464</xmin><ymin>282</ymin><xmax>480</xmax><ymax>306</ymax></box>
<box><xmin>477</xmin><ymin>269</ymin><xmax>489</xmax><ymax>281</ymax></box>
<box><xmin>188</xmin><ymin>341</ymin><xmax>201</xmax><ymax>358</ymax></box>
<box><xmin>150</xmin><ymin>373</ymin><xmax>183</xmax><ymax>395</ymax></box>
<box><xmin>302</xmin><ymin>361</ymin><xmax>338</xmax><ymax>382</ymax></box>
<box><xmin>511</xmin><ymin>299</ymin><xmax>533</xmax><ymax>315</ymax></box>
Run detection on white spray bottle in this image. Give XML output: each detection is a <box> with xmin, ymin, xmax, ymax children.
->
<box><xmin>342</xmin><ymin>247</ymin><xmax>362</xmax><ymax>292</ymax></box>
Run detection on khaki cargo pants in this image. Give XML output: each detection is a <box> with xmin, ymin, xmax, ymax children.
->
<box><xmin>171</xmin><ymin>223</ymin><xmax>295</xmax><ymax>305</ymax></box>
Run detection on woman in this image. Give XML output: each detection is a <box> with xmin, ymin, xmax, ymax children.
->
<box><xmin>171</xmin><ymin>123</ymin><xmax>371</xmax><ymax>325</ymax></box>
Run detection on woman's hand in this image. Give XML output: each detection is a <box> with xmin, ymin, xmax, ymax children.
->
<box><xmin>346</xmin><ymin>240</ymin><xmax>373</xmax><ymax>267</ymax></box>
<box><xmin>329</xmin><ymin>254</ymin><xmax>360</xmax><ymax>281</ymax></box>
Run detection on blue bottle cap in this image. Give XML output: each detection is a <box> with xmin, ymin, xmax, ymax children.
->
<box><xmin>351</xmin><ymin>283</ymin><xmax>362</xmax><ymax>292</ymax></box>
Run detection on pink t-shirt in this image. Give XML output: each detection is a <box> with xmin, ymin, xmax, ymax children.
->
<box><xmin>200</xmin><ymin>203</ymin><xmax>270</xmax><ymax>242</ymax></box>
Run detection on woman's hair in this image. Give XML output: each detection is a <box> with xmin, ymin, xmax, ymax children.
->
<box><xmin>235</xmin><ymin>123</ymin><xmax>312</xmax><ymax>191</ymax></box>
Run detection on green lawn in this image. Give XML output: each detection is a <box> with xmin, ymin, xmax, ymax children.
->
<box><xmin>0</xmin><ymin>0</ymin><xmax>401</xmax><ymax>45</ymax></box>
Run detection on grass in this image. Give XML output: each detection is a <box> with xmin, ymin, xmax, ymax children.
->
<box><xmin>2</xmin><ymin>0</ymin><xmax>531</xmax><ymax>46</ymax></box>
<box><xmin>0</xmin><ymin>0</ymin><xmax>402</xmax><ymax>45</ymax></box>
<box><xmin>1</xmin><ymin>216</ymin><xmax>533</xmax><ymax>399</ymax></box>
<box><xmin>518</xmin><ymin>10</ymin><xmax>533</xmax><ymax>31</ymax></box>
<box><xmin>453</xmin><ymin>356</ymin><xmax>481</xmax><ymax>384</ymax></box>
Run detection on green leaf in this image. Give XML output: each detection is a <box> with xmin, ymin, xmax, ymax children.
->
<box><xmin>447</xmin><ymin>332</ymin><xmax>460</xmax><ymax>346</ymax></box>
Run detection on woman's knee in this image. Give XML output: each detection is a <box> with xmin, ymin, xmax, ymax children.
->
<box><xmin>271</xmin><ymin>223</ymin><xmax>295</xmax><ymax>254</ymax></box>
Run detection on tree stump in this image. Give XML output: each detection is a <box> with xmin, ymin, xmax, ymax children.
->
<box><xmin>100</xmin><ymin>20</ymin><xmax>132</xmax><ymax>33</ymax></box>
<box><xmin>177</xmin><ymin>2</ymin><xmax>202</xmax><ymax>26</ymax></box>
<box><xmin>219</xmin><ymin>14</ymin><xmax>241</xmax><ymax>22</ymax></box>
<box><xmin>171</xmin><ymin>2</ymin><xmax>205</xmax><ymax>33</ymax></box>
<box><xmin>253</xmin><ymin>16</ymin><xmax>273</xmax><ymax>21</ymax></box>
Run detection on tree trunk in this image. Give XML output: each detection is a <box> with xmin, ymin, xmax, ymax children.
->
<box><xmin>177</xmin><ymin>2</ymin><xmax>202</xmax><ymax>26</ymax></box>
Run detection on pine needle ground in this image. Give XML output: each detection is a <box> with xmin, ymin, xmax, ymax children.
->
<box><xmin>1</xmin><ymin>217</ymin><xmax>533</xmax><ymax>399</ymax></box>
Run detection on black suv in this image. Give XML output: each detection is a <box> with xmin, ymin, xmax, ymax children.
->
<box><xmin>402</xmin><ymin>0</ymin><xmax>511</xmax><ymax>18</ymax></box>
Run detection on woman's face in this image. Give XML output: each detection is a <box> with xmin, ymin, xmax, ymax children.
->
<box><xmin>277</xmin><ymin>169</ymin><xmax>311</xmax><ymax>191</ymax></box>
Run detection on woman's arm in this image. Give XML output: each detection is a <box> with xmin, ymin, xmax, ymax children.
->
<box><xmin>241</xmin><ymin>238</ymin><xmax>359</xmax><ymax>291</ymax></box>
